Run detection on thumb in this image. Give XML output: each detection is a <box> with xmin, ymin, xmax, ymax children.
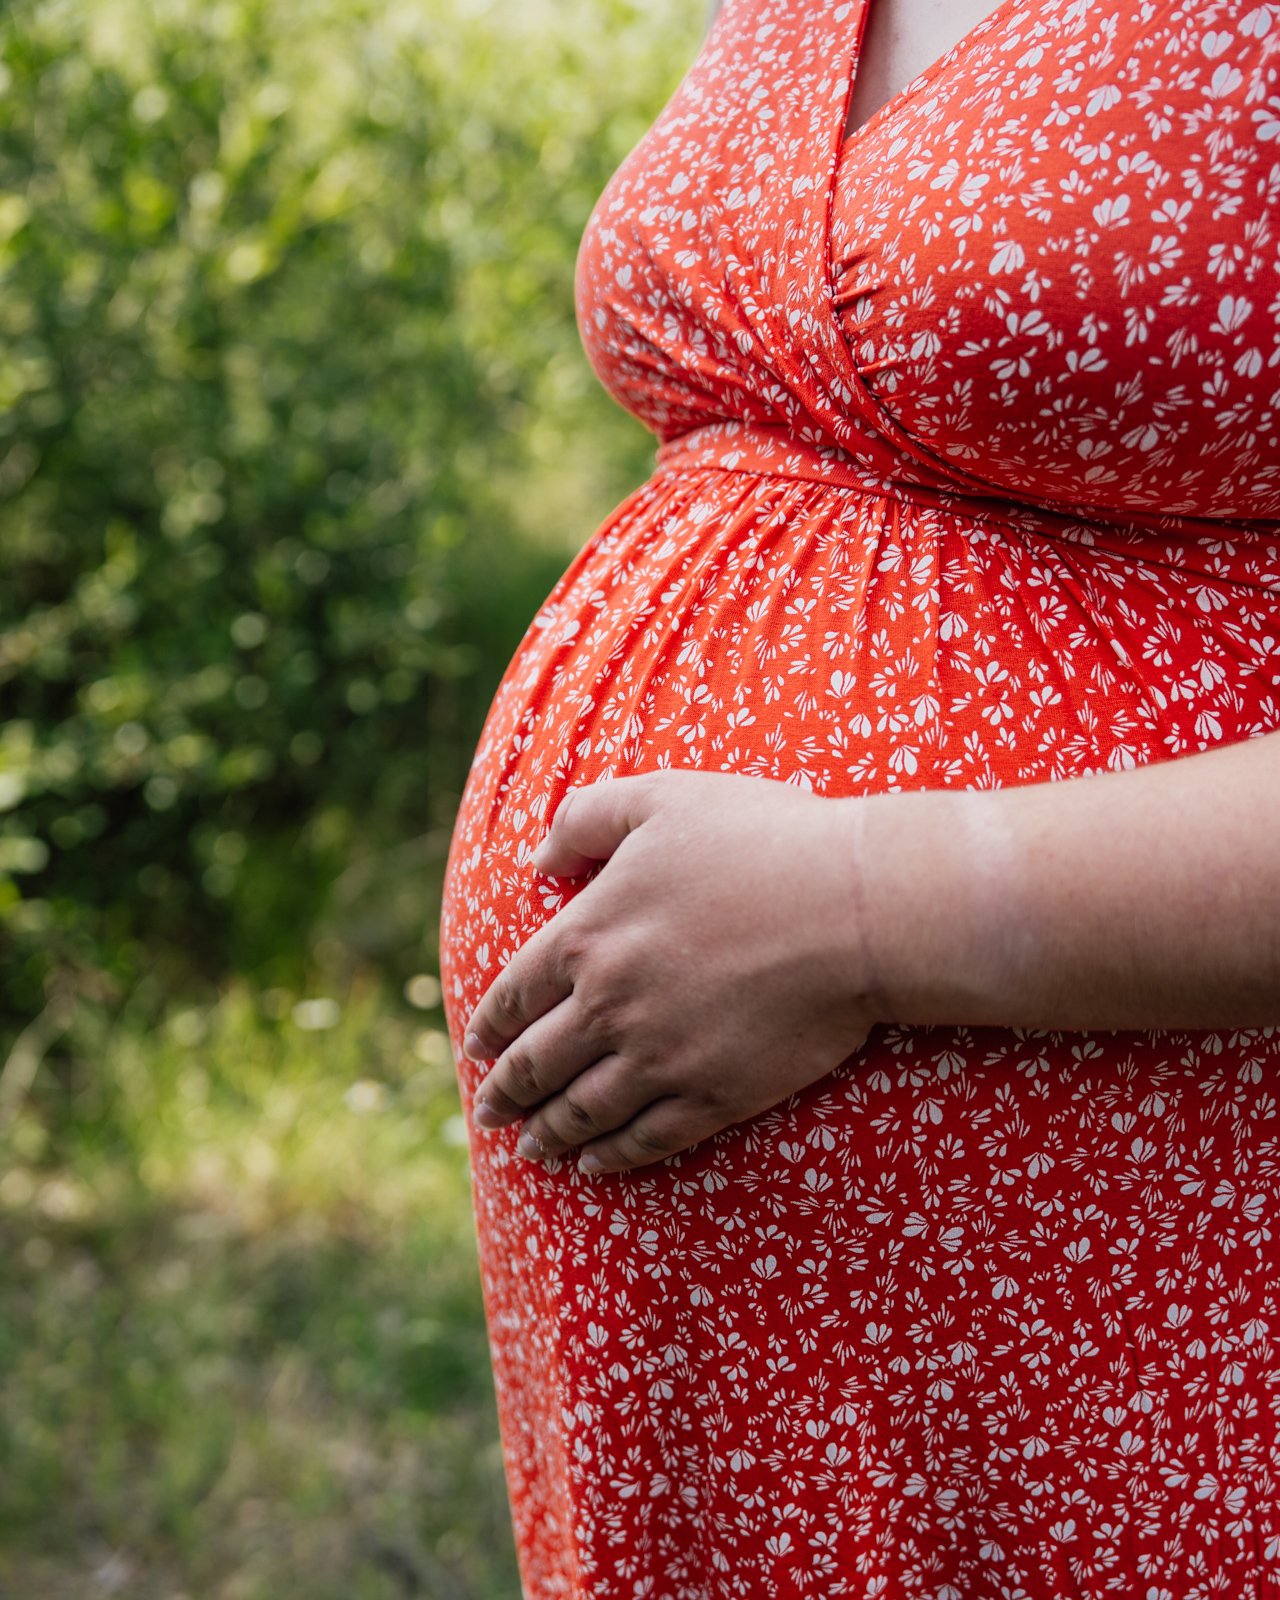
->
<box><xmin>531</xmin><ymin>775</ymin><xmax>657</xmax><ymax>877</ymax></box>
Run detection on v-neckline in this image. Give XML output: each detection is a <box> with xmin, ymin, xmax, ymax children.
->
<box><xmin>839</xmin><ymin>0</ymin><xmax>1028</xmax><ymax>148</ymax></box>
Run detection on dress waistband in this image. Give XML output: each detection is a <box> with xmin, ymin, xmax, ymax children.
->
<box><xmin>655</xmin><ymin>420</ymin><xmax>901</xmax><ymax>496</ymax></box>
<box><xmin>654</xmin><ymin>418</ymin><xmax>1045</xmax><ymax>527</ymax></box>
<box><xmin>654</xmin><ymin>420</ymin><xmax>1280</xmax><ymax>566</ymax></box>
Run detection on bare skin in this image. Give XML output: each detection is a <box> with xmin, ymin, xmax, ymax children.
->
<box><xmin>842</xmin><ymin>0</ymin><xmax>1006</xmax><ymax>137</ymax></box>
<box><xmin>466</xmin><ymin>733</ymin><xmax>1280</xmax><ymax>1174</ymax></box>
<box><xmin>711</xmin><ymin>0</ymin><xmax>1006</xmax><ymax>140</ymax></box>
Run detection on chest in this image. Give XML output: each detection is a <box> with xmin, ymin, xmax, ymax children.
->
<box><xmin>577</xmin><ymin>0</ymin><xmax>1280</xmax><ymax>524</ymax></box>
<box><xmin>844</xmin><ymin>0</ymin><xmax>1008</xmax><ymax>138</ymax></box>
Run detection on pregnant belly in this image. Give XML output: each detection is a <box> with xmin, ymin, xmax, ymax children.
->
<box><xmin>437</xmin><ymin>453</ymin><xmax>1280</xmax><ymax>1594</ymax></box>
<box><xmin>442</xmin><ymin>456</ymin><xmax>1279</xmax><ymax>1051</ymax></box>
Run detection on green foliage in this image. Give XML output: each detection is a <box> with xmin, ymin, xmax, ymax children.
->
<box><xmin>0</xmin><ymin>0</ymin><xmax>699</xmax><ymax>1037</ymax></box>
<box><xmin>0</xmin><ymin>980</ymin><xmax>520</xmax><ymax>1598</ymax></box>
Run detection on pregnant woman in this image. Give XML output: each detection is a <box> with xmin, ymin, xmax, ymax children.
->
<box><xmin>440</xmin><ymin>0</ymin><xmax>1280</xmax><ymax>1593</ymax></box>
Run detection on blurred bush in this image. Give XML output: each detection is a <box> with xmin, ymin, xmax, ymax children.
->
<box><xmin>0</xmin><ymin>976</ymin><xmax>522</xmax><ymax>1598</ymax></box>
<box><xmin>0</xmin><ymin>0</ymin><xmax>697</xmax><ymax>1044</ymax></box>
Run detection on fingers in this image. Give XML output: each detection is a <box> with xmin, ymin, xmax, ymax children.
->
<box><xmin>577</xmin><ymin>1098</ymin><xmax>725</xmax><ymax>1175</ymax></box>
<box><xmin>467</xmin><ymin>771</ymin><xmax>671</xmax><ymax>1062</ymax></box>
<box><xmin>511</xmin><ymin>1079</ymin><xmax>726</xmax><ymax>1175</ymax></box>
<box><xmin>513</xmin><ymin>1054</ymin><xmax>650</xmax><ymax>1160</ymax></box>
<box><xmin>530</xmin><ymin>774</ymin><xmax>658</xmax><ymax>878</ymax></box>
<box><xmin>464</xmin><ymin>919</ymin><xmax>572</xmax><ymax>1063</ymax></box>
<box><xmin>471</xmin><ymin>996</ymin><xmax>604</xmax><ymax>1127</ymax></box>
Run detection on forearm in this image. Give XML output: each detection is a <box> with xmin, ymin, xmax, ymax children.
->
<box><xmin>860</xmin><ymin>729</ymin><xmax>1280</xmax><ymax>1032</ymax></box>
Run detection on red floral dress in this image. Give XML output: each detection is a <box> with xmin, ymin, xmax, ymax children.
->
<box><xmin>440</xmin><ymin>2</ymin><xmax>1280</xmax><ymax>1594</ymax></box>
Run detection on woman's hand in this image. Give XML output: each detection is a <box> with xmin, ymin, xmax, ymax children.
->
<box><xmin>463</xmin><ymin>770</ymin><xmax>892</xmax><ymax>1174</ymax></box>
<box><xmin>465</xmin><ymin>730</ymin><xmax>1280</xmax><ymax>1174</ymax></box>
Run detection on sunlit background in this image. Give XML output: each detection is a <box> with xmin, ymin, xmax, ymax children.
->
<box><xmin>0</xmin><ymin>1</ymin><xmax>700</xmax><ymax>1592</ymax></box>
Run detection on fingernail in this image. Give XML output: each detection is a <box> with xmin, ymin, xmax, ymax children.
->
<box><xmin>516</xmin><ymin>1130</ymin><xmax>544</xmax><ymax>1162</ymax></box>
<box><xmin>472</xmin><ymin>1099</ymin><xmax>505</xmax><ymax>1131</ymax></box>
<box><xmin>578</xmin><ymin>1152</ymin><xmax>602</xmax><ymax>1174</ymax></box>
<box><xmin>463</xmin><ymin>1031</ymin><xmax>486</xmax><ymax>1061</ymax></box>
<box><xmin>530</xmin><ymin>840</ymin><xmax>550</xmax><ymax>872</ymax></box>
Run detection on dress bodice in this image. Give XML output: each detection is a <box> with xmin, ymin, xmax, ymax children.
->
<box><xmin>575</xmin><ymin>0</ymin><xmax>1280</xmax><ymax>528</ymax></box>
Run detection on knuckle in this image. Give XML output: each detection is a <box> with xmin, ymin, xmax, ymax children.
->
<box><xmin>555</xmin><ymin>917</ymin><xmax>593</xmax><ymax>976</ymax></box>
<box><xmin>490</xmin><ymin>974</ymin><xmax>524</xmax><ymax>1026</ymax></box>
<box><xmin>628</xmin><ymin>770</ymin><xmax>661</xmax><ymax>803</ymax></box>
<box><xmin>574</xmin><ymin>986</ymin><xmax>616</xmax><ymax>1037</ymax></box>
<box><xmin>483</xmin><ymin>985</ymin><xmax>512</xmax><ymax>1036</ymax></box>
<box><xmin>503</xmin><ymin>1047</ymin><xmax>544</xmax><ymax>1103</ymax></box>
<box><xmin>629</xmin><ymin>1121</ymin><xmax>678</xmax><ymax>1160</ymax></box>
<box><xmin>692</xmin><ymin>1079</ymin><xmax>734</xmax><ymax>1119</ymax></box>
<box><xmin>559</xmin><ymin>1088</ymin><xmax>602</xmax><ymax>1139</ymax></box>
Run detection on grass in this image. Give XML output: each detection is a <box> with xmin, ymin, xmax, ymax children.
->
<box><xmin>0</xmin><ymin>977</ymin><xmax>518</xmax><ymax>1600</ymax></box>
